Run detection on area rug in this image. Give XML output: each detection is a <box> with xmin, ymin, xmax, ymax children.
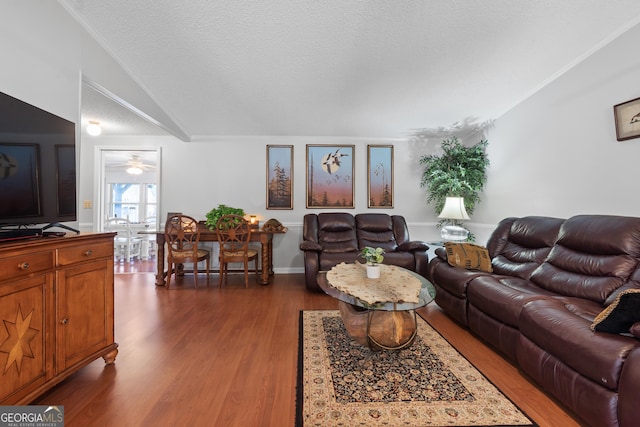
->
<box><xmin>296</xmin><ymin>310</ymin><xmax>535</xmax><ymax>427</ymax></box>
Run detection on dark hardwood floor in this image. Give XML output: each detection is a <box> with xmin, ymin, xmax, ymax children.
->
<box><xmin>34</xmin><ymin>260</ymin><xmax>582</xmax><ymax>426</ymax></box>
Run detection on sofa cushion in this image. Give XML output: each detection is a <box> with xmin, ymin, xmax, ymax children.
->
<box><xmin>489</xmin><ymin>216</ymin><xmax>564</xmax><ymax>279</ymax></box>
<box><xmin>355</xmin><ymin>213</ymin><xmax>398</xmax><ymax>251</ymax></box>
<box><xmin>429</xmin><ymin>256</ymin><xmax>491</xmax><ymax>299</ymax></box>
<box><xmin>380</xmin><ymin>251</ymin><xmax>416</xmax><ymax>271</ymax></box>
<box><xmin>444</xmin><ymin>242</ymin><xmax>492</xmax><ymax>272</ymax></box>
<box><xmin>591</xmin><ymin>289</ymin><xmax>640</xmax><ymax>334</ymax></box>
<box><xmin>530</xmin><ymin>246</ymin><xmax>633</xmax><ymax>303</ymax></box>
<box><xmin>466</xmin><ymin>276</ymin><xmax>555</xmax><ymax>327</ymax></box>
<box><xmin>317</xmin><ymin>213</ymin><xmax>358</xmax><ymax>254</ymax></box>
<box><xmin>529</xmin><ymin>215</ymin><xmax>640</xmax><ymax>303</ymax></box>
<box><xmin>519</xmin><ymin>298</ymin><xmax>640</xmax><ymax>391</ymax></box>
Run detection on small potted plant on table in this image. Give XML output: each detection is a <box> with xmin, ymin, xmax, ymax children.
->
<box><xmin>361</xmin><ymin>246</ymin><xmax>385</xmax><ymax>279</ymax></box>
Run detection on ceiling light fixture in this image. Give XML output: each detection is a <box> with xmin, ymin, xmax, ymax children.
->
<box><xmin>87</xmin><ymin>120</ymin><xmax>102</xmax><ymax>136</ymax></box>
<box><xmin>126</xmin><ymin>166</ymin><xmax>143</xmax><ymax>175</ymax></box>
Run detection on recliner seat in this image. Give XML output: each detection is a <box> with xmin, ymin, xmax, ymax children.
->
<box><xmin>300</xmin><ymin>212</ymin><xmax>429</xmax><ymax>291</ymax></box>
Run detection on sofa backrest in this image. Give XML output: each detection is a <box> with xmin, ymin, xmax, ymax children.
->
<box><xmin>530</xmin><ymin>215</ymin><xmax>640</xmax><ymax>303</ymax></box>
<box><xmin>488</xmin><ymin>216</ymin><xmax>565</xmax><ymax>279</ymax></box>
<box><xmin>308</xmin><ymin>212</ymin><xmax>359</xmax><ymax>254</ymax></box>
<box><xmin>355</xmin><ymin>213</ymin><xmax>408</xmax><ymax>251</ymax></box>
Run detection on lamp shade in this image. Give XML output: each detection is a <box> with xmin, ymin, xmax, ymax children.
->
<box><xmin>438</xmin><ymin>197</ymin><xmax>470</xmax><ymax>220</ymax></box>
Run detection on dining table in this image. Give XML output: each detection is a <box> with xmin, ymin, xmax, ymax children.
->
<box><xmin>144</xmin><ymin>225</ymin><xmax>287</xmax><ymax>286</ymax></box>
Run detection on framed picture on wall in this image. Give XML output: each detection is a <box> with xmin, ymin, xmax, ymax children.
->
<box><xmin>306</xmin><ymin>144</ymin><xmax>354</xmax><ymax>208</ymax></box>
<box><xmin>614</xmin><ymin>97</ymin><xmax>640</xmax><ymax>141</ymax></box>
<box><xmin>367</xmin><ymin>145</ymin><xmax>393</xmax><ymax>208</ymax></box>
<box><xmin>0</xmin><ymin>143</ymin><xmax>41</xmax><ymax>218</ymax></box>
<box><xmin>266</xmin><ymin>145</ymin><xmax>293</xmax><ymax>209</ymax></box>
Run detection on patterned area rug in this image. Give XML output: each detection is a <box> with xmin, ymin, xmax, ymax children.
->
<box><xmin>296</xmin><ymin>310</ymin><xmax>535</xmax><ymax>427</ymax></box>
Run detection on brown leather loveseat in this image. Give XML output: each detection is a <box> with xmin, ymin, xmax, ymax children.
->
<box><xmin>300</xmin><ymin>212</ymin><xmax>429</xmax><ymax>291</ymax></box>
<box><xmin>428</xmin><ymin>214</ymin><xmax>640</xmax><ymax>427</ymax></box>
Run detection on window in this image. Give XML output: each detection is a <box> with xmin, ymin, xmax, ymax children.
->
<box><xmin>107</xmin><ymin>183</ymin><xmax>157</xmax><ymax>224</ymax></box>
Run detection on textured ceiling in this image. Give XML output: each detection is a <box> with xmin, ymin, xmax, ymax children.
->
<box><xmin>66</xmin><ymin>0</ymin><xmax>640</xmax><ymax>139</ymax></box>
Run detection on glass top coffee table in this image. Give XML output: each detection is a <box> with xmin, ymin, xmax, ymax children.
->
<box><xmin>318</xmin><ymin>263</ymin><xmax>436</xmax><ymax>351</ymax></box>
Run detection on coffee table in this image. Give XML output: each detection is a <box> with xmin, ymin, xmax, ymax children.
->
<box><xmin>318</xmin><ymin>263</ymin><xmax>436</xmax><ymax>350</ymax></box>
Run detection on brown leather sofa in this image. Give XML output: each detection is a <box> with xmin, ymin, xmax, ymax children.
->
<box><xmin>428</xmin><ymin>215</ymin><xmax>640</xmax><ymax>427</ymax></box>
<box><xmin>300</xmin><ymin>212</ymin><xmax>429</xmax><ymax>291</ymax></box>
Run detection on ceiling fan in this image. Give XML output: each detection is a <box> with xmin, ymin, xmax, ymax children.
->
<box><xmin>111</xmin><ymin>154</ymin><xmax>156</xmax><ymax>175</ymax></box>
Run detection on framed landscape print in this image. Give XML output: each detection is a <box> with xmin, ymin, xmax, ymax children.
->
<box><xmin>367</xmin><ymin>145</ymin><xmax>393</xmax><ymax>208</ymax></box>
<box><xmin>614</xmin><ymin>97</ymin><xmax>640</xmax><ymax>141</ymax></box>
<box><xmin>266</xmin><ymin>145</ymin><xmax>293</xmax><ymax>209</ymax></box>
<box><xmin>306</xmin><ymin>144</ymin><xmax>354</xmax><ymax>208</ymax></box>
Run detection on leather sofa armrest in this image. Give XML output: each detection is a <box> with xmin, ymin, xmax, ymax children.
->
<box><xmin>300</xmin><ymin>241</ymin><xmax>322</xmax><ymax>251</ymax></box>
<box><xmin>435</xmin><ymin>246</ymin><xmax>447</xmax><ymax>261</ymax></box>
<box><xmin>630</xmin><ymin>322</ymin><xmax>640</xmax><ymax>339</ymax></box>
<box><xmin>397</xmin><ymin>241</ymin><xmax>429</xmax><ymax>252</ymax></box>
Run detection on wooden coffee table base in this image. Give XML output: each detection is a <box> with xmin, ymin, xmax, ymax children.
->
<box><xmin>338</xmin><ymin>301</ymin><xmax>418</xmax><ymax>351</ymax></box>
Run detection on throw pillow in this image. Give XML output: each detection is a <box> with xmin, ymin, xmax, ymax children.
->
<box><xmin>444</xmin><ymin>242</ymin><xmax>493</xmax><ymax>273</ymax></box>
<box><xmin>591</xmin><ymin>289</ymin><xmax>640</xmax><ymax>334</ymax></box>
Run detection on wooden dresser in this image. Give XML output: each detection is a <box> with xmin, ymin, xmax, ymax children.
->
<box><xmin>0</xmin><ymin>233</ymin><xmax>118</xmax><ymax>404</ymax></box>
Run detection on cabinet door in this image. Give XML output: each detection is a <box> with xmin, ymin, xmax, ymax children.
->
<box><xmin>56</xmin><ymin>259</ymin><xmax>114</xmax><ymax>373</ymax></box>
<box><xmin>0</xmin><ymin>274</ymin><xmax>53</xmax><ymax>404</ymax></box>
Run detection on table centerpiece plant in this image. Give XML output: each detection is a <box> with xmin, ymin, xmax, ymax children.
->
<box><xmin>205</xmin><ymin>204</ymin><xmax>245</xmax><ymax>230</ymax></box>
<box><xmin>361</xmin><ymin>246</ymin><xmax>385</xmax><ymax>279</ymax></box>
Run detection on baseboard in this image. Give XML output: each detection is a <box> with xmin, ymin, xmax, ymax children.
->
<box><xmin>273</xmin><ymin>267</ymin><xmax>305</xmax><ymax>274</ymax></box>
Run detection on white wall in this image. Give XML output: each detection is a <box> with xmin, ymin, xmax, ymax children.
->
<box><xmin>470</xmin><ymin>21</ymin><xmax>640</xmax><ymax>244</ymax></box>
<box><xmin>1</xmin><ymin>2</ymin><xmax>80</xmax><ymax>126</ymax></box>
<box><xmin>81</xmin><ymin>135</ymin><xmax>445</xmax><ymax>272</ymax></box>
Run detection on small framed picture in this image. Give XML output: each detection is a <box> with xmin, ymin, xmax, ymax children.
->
<box><xmin>613</xmin><ymin>97</ymin><xmax>640</xmax><ymax>141</ymax></box>
<box><xmin>367</xmin><ymin>145</ymin><xmax>393</xmax><ymax>208</ymax></box>
<box><xmin>266</xmin><ymin>145</ymin><xmax>293</xmax><ymax>209</ymax></box>
<box><xmin>306</xmin><ymin>145</ymin><xmax>354</xmax><ymax>208</ymax></box>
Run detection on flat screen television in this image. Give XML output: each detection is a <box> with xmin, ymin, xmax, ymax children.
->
<box><xmin>0</xmin><ymin>91</ymin><xmax>78</xmax><ymax>238</ymax></box>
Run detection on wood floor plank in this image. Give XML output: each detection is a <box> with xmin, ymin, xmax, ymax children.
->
<box><xmin>33</xmin><ymin>265</ymin><xmax>581</xmax><ymax>426</ymax></box>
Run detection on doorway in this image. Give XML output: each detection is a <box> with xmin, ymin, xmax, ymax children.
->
<box><xmin>95</xmin><ymin>147</ymin><xmax>161</xmax><ymax>258</ymax></box>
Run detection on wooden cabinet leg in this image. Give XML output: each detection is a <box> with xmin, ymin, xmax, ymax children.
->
<box><xmin>102</xmin><ymin>347</ymin><xmax>119</xmax><ymax>365</ymax></box>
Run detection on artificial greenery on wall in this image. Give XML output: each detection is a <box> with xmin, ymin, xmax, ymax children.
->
<box><xmin>419</xmin><ymin>136</ymin><xmax>490</xmax><ymax>217</ymax></box>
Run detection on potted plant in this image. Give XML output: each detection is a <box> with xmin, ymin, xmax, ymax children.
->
<box><xmin>418</xmin><ymin>136</ymin><xmax>489</xmax><ymax>240</ymax></box>
<box><xmin>361</xmin><ymin>246</ymin><xmax>385</xmax><ymax>279</ymax></box>
<box><xmin>205</xmin><ymin>204</ymin><xmax>245</xmax><ymax>230</ymax></box>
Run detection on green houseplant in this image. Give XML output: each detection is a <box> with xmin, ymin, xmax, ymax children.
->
<box><xmin>205</xmin><ymin>204</ymin><xmax>245</xmax><ymax>230</ymax></box>
<box><xmin>419</xmin><ymin>136</ymin><xmax>489</xmax><ymax>221</ymax></box>
<box><xmin>361</xmin><ymin>246</ymin><xmax>385</xmax><ymax>279</ymax></box>
<box><xmin>361</xmin><ymin>246</ymin><xmax>385</xmax><ymax>265</ymax></box>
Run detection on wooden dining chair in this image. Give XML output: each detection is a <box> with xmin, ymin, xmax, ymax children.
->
<box><xmin>164</xmin><ymin>214</ymin><xmax>210</xmax><ymax>288</ymax></box>
<box><xmin>216</xmin><ymin>214</ymin><xmax>258</xmax><ymax>288</ymax></box>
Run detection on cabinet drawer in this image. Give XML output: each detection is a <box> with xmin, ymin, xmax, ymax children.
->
<box><xmin>57</xmin><ymin>241</ymin><xmax>113</xmax><ymax>266</ymax></box>
<box><xmin>0</xmin><ymin>251</ymin><xmax>52</xmax><ymax>282</ymax></box>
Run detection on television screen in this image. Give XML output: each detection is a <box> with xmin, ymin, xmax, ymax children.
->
<box><xmin>0</xmin><ymin>91</ymin><xmax>77</xmax><ymax>230</ymax></box>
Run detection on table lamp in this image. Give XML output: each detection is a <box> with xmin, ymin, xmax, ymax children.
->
<box><xmin>438</xmin><ymin>196</ymin><xmax>470</xmax><ymax>241</ymax></box>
